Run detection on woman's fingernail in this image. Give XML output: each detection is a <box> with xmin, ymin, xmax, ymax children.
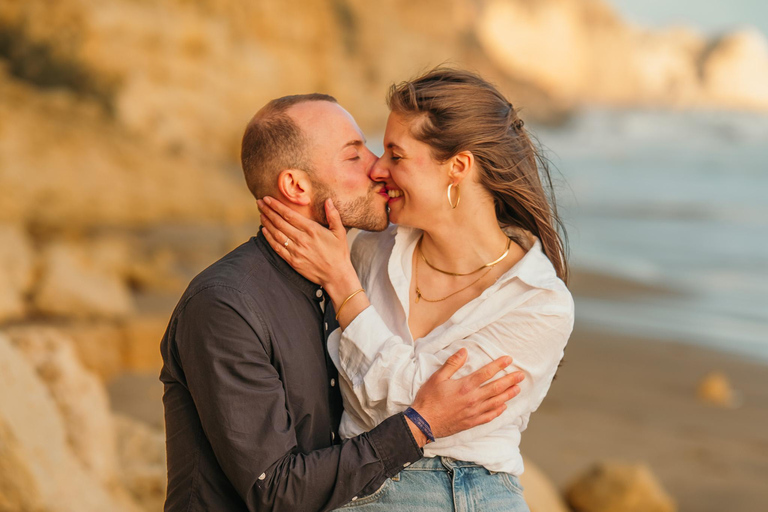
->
<box><xmin>264</xmin><ymin>197</ymin><xmax>272</xmax><ymax>205</ymax></box>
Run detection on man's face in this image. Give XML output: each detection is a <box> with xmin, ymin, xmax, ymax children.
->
<box><xmin>287</xmin><ymin>101</ymin><xmax>389</xmax><ymax>231</ymax></box>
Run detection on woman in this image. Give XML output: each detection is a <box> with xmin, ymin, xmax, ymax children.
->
<box><xmin>258</xmin><ymin>68</ymin><xmax>573</xmax><ymax>511</ymax></box>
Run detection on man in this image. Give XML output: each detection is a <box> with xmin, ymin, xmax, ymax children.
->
<box><xmin>160</xmin><ymin>94</ymin><xmax>523</xmax><ymax>512</ymax></box>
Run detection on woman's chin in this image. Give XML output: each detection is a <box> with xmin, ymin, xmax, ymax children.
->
<box><xmin>387</xmin><ymin>207</ymin><xmax>403</xmax><ymax>225</ymax></box>
<box><xmin>388</xmin><ymin>202</ymin><xmax>420</xmax><ymax>229</ymax></box>
<box><xmin>388</xmin><ymin>211</ymin><xmax>415</xmax><ymax>229</ymax></box>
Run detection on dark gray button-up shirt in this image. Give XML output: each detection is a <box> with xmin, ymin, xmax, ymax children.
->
<box><xmin>160</xmin><ymin>232</ymin><xmax>422</xmax><ymax>512</ymax></box>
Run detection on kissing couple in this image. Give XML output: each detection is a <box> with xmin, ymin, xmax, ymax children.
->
<box><xmin>160</xmin><ymin>67</ymin><xmax>574</xmax><ymax>512</ymax></box>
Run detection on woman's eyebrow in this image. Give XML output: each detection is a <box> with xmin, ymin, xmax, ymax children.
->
<box><xmin>386</xmin><ymin>142</ymin><xmax>404</xmax><ymax>152</ymax></box>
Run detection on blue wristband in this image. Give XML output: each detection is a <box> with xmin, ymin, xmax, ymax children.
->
<box><xmin>404</xmin><ymin>407</ymin><xmax>435</xmax><ymax>443</ymax></box>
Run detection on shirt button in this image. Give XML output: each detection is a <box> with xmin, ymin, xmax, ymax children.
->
<box><xmin>315</xmin><ymin>289</ymin><xmax>323</xmax><ymax>298</ymax></box>
<box><xmin>331</xmin><ymin>432</ymin><xmax>335</xmax><ymax>441</ymax></box>
<box><xmin>258</xmin><ymin>473</ymin><xmax>266</xmax><ymax>481</ymax></box>
<box><xmin>324</xmin><ymin>322</ymin><xmax>328</xmax><ymax>331</ymax></box>
<box><xmin>330</xmin><ymin>378</ymin><xmax>336</xmax><ymax>387</ymax></box>
<box><xmin>351</xmin><ymin>496</ymin><xmax>358</xmax><ymax>501</ymax></box>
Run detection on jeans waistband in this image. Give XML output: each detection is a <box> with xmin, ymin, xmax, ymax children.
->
<box><xmin>405</xmin><ymin>456</ymin><xmax>484</xmax><ymax>471</ymax></box>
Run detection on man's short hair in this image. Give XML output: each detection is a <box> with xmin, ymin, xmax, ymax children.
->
<box><xmin>241</xmin><ymin>93</ymin><xmax>338</xmax><ymax>199</ymax></box>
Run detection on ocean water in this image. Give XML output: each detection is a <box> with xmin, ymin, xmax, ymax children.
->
<box><xmin>535</xmin><ymin>109</ymin><xmax>768</xmax><ymax>361</ymax></box>
<box><xmin>611</xmin><ymin>0</ymin><xmax>768</xmax><ymax>35</ymax></box>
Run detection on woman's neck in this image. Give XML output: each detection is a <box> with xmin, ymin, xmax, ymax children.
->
<box><xmin>418</xmin><ymin>201</ymin><xmax>510</xmax><ymax>275</ymax></box>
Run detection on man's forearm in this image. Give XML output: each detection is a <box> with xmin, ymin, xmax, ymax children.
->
<box><xmin>249</xmin><ymin>413</ymin><xmax>422</xmax><ymax>512</ymax></box>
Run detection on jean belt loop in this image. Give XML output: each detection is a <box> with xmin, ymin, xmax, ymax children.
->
<box><xmin>440</xmin><ymin>456</ymin><xmax>456</xmax><ymax>472</ymax></box>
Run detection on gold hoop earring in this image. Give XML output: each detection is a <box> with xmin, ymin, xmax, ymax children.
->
<box><xmin>447</xmin><ymin>183</ymin><xmax>460</xmax><ymax>209</ymax></box>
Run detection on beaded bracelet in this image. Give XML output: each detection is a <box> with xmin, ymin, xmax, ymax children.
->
<box><xmin>404</xmin><ymin>407</ymin><xmax>435</xmax><ymax>443</ymax></box>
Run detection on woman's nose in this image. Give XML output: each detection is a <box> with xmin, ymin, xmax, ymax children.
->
<box><xmin>369</xmin><ymin>157</ymin><xmax>390</xmax><ymax>182</ymax></box>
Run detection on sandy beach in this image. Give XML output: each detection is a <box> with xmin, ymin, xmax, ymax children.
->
<box><xmin>522</xmin><ymin>324</ymin><xmax>768</xmax><ymax>512</ymax></box>
<box><xmin>516</xmin><ymin>266</ymin><xmax>768</xmax><ymax>512</ymax></box>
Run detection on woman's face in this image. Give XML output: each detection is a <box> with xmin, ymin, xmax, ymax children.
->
<box><xmin>372</xmin><ymin>112</ymin><xmax>451</xmax><ymax>228</ymax></box>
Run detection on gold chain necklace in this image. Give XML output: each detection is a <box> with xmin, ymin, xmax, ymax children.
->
<box><xmin>414</xmin><ymin>245</ymin><xmax>495</xmax><ymax>303</ymax></box>
<box><xmin>419</xmin><ymin>236</ymin><xmax>512</xmax><ymax>276</ymax></box>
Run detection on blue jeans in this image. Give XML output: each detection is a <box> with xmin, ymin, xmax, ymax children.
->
<box><xmin>335</xmin><ymin>457</ymin><xmax>530</xmax><ymax>512</ymax></box>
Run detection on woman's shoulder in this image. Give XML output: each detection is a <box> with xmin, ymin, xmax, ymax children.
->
<box><xmin>349</xmin><ymin>224</ymin><xmax>399</xmax><ymax>279</ymax></box>
<box><xmin>496</xmin><ymin>236</ymin><xmax>575</xmax><ymax>326</ymax></box>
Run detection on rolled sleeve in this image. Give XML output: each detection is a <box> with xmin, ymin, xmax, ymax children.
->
<box><xmin>338</xmin><ymin>305</ymin><xmax>394</xmax><ymax>382</ymax></box>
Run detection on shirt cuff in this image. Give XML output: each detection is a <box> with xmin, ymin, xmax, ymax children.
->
<box><xmin>367</xmin><ymin>413</ymin><xmax>422</xmax><ymax>478</ymax></box>
<box><xmin>339</xmin><ymin>305</ymin><xmax>393</xmax><ymax>376</ymax></box>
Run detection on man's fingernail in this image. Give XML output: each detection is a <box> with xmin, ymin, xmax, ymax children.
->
<box><xmin>264</xmin><ymin>197</ymin><xmax>272</xmax><ymax>205</ymax></box>
<box><xmin>503</xmin><ymin>356</ymin><xmax>513</xmax><ymax>366</ymax></box>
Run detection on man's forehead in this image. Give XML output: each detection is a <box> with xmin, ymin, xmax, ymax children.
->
<box><xmin>287</xmin><ymin>101</ymin><xmax>364</xmax><ymax>149</ymax></box>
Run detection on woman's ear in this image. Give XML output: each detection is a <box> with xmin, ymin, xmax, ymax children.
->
<box><xmin>448</xmin><ymin>150</ymin><xmax>474</xmax><ymax>184</ymax></box>
<box><xmin>277</xmin><ymin>169</ymin><xmax>312</xmax><ymax>207</ymax></box>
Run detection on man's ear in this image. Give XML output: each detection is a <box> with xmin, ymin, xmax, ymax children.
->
<box><xmin>276</xmin><ymin>169</ymin><xmax>312</xmax><ymax>206</ymax></box>
<box><xmin>448</xmin><ymin>150</ymin><xmax>474</xmax><ymax>184</ymax></box>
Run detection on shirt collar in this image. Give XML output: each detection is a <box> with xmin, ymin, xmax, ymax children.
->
<box><xmin>254</xmin><ymin>229</ymin><xmax>325</xmax><ymax>302</ymax></box>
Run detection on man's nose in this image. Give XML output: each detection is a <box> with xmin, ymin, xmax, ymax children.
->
<box><xmin>369</xmin><ymin>156</ymin><xmax>390</xmax><ymax>182</ymax></box>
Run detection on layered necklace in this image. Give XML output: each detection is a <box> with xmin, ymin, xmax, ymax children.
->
<box><xmin>414</xmin><ymin>235</ymin><xmax>512</xmax><ymax>303</ymax></box>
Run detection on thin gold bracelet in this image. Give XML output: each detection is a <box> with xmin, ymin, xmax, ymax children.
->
<box><xmin>335</xmin><ymin>288</ymin><xmax>365</xmax><ymax>320</ymax></box>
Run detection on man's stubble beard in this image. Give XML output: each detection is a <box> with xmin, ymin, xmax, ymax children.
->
<box><xmin>310</xmin><ymin>180</ymin><xmax>388</xmax><ymax>232</ymax></box>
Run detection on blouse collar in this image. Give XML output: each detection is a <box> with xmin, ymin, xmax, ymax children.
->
<box><xmin>388</xmin><ymin>224</ymin><xmax>563</xmax><ymax>298</ymax></box>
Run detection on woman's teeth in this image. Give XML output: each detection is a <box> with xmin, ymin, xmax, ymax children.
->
<box><xmin>387</xmin><ymin>190</ymin><xmax>403</xmax><ymax>198</ymax></box>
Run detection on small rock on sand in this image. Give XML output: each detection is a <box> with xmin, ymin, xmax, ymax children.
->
<box><xmin>565</xmin><ymin>461</ymin><xmax>676</xmax><ymax>512</ymax></box>
<box><xmin>520</xmin><ymin>456</ymin><xmax>569</xmax><ymax>512</ymax></box>
<box><xmin>697</xmin><ymin>371</ymin><xmax>738</xmax><ymax>408</ymax></box>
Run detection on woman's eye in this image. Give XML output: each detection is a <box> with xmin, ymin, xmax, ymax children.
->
<box><xmin>391</xmin><ymin>155</ymin><xmax>401</xmax><ymax>162</ymax></box>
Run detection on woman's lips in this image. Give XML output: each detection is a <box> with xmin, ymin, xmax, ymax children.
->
<box><xmin>378</xmin><ymin>186</ymin><xmax>402</xmax><ymax>203</ymax></box>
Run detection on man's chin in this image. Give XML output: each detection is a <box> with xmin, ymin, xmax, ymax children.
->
<box><xmin>351</xmin><ymin>212</ymin><xmax>388</xmax><ymax>232</ymax></box>
<box><xmin>366</xmin><ymin>217</ymin><xmax>389</xmax><ymax>232</ymax></box>
<box><xmin>327</xmin><ymin>193</ymin><xmax>389</xmax><ymax>232</ymax></box>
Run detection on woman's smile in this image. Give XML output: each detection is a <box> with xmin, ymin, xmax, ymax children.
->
<box><xmin>386</xmin><ymin>187</ymin><xmax>404</xmax><ymax>202</ymax></box>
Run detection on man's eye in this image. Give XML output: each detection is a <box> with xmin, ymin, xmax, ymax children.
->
<box><xmin>348</xmin><ymin>155</ymin><xmax>360</xmax><ymax>161</ymax></box>
<box><xmin>391</xmin><ymin>155</ymin><xmax>401</xmax><ymax>162</ymax></box>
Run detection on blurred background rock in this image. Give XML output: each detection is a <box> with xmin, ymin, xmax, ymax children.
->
<box><xmin>1</xmin><ymin>1</ymin><xmax>767</xmax><ymax>511</ymax></box>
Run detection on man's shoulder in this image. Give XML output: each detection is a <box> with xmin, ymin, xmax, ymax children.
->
<box><xmin>180</xmin><ymin>237</ymin><xmax>266</xmax><ymax>305</ymax></box>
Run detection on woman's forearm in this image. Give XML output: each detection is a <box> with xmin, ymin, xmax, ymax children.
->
<box><xmin>322</xmin><ymin>263</ymin><xmax>371</xmax><ymax>330</ymax></box>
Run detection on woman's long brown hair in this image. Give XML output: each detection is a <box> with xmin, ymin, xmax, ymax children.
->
<box><xmin>387</xmin><ymin>67</ymin><xmax>570</xmax><ymax>284</ymax></box>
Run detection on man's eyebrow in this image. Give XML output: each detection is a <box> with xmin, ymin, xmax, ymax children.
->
<box><xmin>342</xmin><ymin>138</ymin><xmax>366</xmax><ymax>149</ymax></box>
